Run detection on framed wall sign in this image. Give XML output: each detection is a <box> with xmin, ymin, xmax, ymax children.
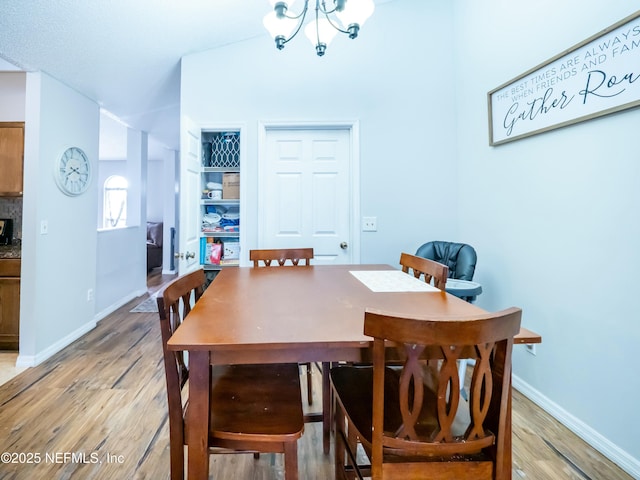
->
<box><xmin>488</xmin><ymin>10</ymin><xmax>640</xmax><ymax>146</ymax></box>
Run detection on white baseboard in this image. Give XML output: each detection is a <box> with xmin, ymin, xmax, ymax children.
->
<box><xmin>94</xmin><ymin>288</ymin><xmax>147</xmax><ymax>322</ymax></box>
<box><xmin>16</xmin><ymin>320</ymin><xmax>96</xmax><ymax>368</ymax></box>
<box><xmin>16</xmin><ymin>288</ymin><xmax>148</xmax><ymax>369</ymax></box>
<box><xmin>513</xmin><ymin>374</ymin><xmax>640</xmax><ymax>479</ymax></box>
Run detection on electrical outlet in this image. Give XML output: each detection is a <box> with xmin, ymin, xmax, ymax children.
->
<box><xmin>362</xmin><ymin>216</ymin><xmax>377</xmax><ymax>232</ymax></box>
<box><xmin>87</xmin><ymin>289</ymin><xmax>94</xmax><ymax>302</ymax></box>
<box><xmin>525</xmin><ymin>344</ymin><xmax>536</xmax><ymax>356</ymax></box>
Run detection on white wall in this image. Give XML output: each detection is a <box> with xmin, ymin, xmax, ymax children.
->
<box><xmin>145</xmin><ymin>151</ymin><xmax>178</xmax><ymax>274</ymax></box>
<box><xmin>95</xmin><ymin>227</ymin><xmax>147</xmax><ymax>317</ymax></box>
<box><xmin>4</xmin><ymin>37</ymin><xmax>169</xmax><ymax>371</ymax></box>
<box><xmin>19</xmin><ymin>72</ymin><xmax>100</xmax><ymax>363</ymax></box>
<box><xmin>0</xmin><ymin>72</ymin><xmax>26</xmax><ymax>121</ymax></box>
<box><xmin>94</xmin><ymin>158</ymin><xmax>148</xmax><ymax>317</ymax></box>
<box><xmin>16</xmin><ymin>72</ymin><xmax>148</xmax><ymax>365</ymax></box>
<box><xmin>181</xmin><ymin>0</ymin><xmax>459</xmax><ymax>267</ymax></box>
<box><xmin>147</xmin><ymin>160</ymin><xmax>163</xmax><ymax>222</ymax></box>
<box><xmin>161</xmin><ymin>148</ymin><xmax>178</xmax><ymax>273</ymax></box>
<box><xmin>94</xmin><ymin>127</ymin><xmax>148</xmax><ymax>317</ymax></box>
<box><xmin>453</xmin><ymin>1</ymin><xmax>640</xmax><ymax>475</ymax></box>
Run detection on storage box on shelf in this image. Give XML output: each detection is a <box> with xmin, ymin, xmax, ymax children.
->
<box><xmin>200</xmin><ymin>131</ymin><xmax>240</xmax><ymax>270</ymax></box>
<box><xmin>222</xmin><ymin>173</ymin><xmax>240</xmax><ymax>199</ymax></box>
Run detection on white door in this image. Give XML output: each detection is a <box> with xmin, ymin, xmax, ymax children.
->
<box><xmin>178</xmin><ymin>116</ymin><xmax>201</xmax><ymax>273</ymax></box>
<box><xmin>260</xmin><ymin>127</ymin><xmax>355</xmax><ymax>264</ymax></box>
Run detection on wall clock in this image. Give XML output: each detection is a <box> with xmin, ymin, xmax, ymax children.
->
<box><xmin>55</xmin><ymin>146</ymin><xmax>91</xmax><ymax>196</ymax></box>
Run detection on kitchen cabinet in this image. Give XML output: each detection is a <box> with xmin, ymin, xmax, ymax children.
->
<box><xmin>0</xmin><ymin>122</ymin><xmax>25</xmax><ymax>196</ymax></box>
<box><xmin>0</xmin><ymin>259</ymin><xmax>20</xmax><ymax>350</ymax></box>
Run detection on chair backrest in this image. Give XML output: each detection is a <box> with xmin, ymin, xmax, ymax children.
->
<box><xmin>364</xmin><ymin>307</ymin><xmax>522</xmax><ymax>477</ymax></box>
<box><xmin>399</xmin><ymin>252</ymin><xmax>448</xmax><ymax>289</ymax></box>
<box><xmin>156</xmin><ymin>268</ymin><xmax>206</xmax><ymax>476</ymax></box>
<box><xmin>250</xmin><ymin>248</ymin><xmax>314</xmax><ymax>267</ymax></box>
<box><xmin>415</xmin><ymin>241</ymin><xmax>477</xmax><ymax>281</ymax></box>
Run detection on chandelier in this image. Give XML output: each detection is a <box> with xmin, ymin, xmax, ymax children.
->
<box><xmin>264</xmin><ymin>0</ymin><xmax>375</xmax><ymax>57</ymax></box>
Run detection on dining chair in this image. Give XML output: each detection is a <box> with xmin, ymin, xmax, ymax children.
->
<box><xmin>157</xmin><ymin>268</ymin><xmax>304</xmax><ymax>480</ymax></box>
<box><xmin>330</xmin><ymin>306</ymin><xmax>522</xmax><ymax>480</ymax></box>
<box><xmin>249</xmin><ymin>247</ymin><xmax>314</xmax><ymax>267</ymax></box>
<box><xmin>399</xmin><ymin>252</ymin><xmax>449</xmax><ymax>289</ymax></box>
<box><xmin>249</xmin><ymin>247</ymin><xmax>316</xmax><ymax>405</ymax></box>
<box><xmin>414</xmin><ymin>243</ymin><xmax>479</xmax><ymax>396</ymax></box>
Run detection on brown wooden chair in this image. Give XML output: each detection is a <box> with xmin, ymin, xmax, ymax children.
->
<box><xmin>249</xmin><ymin>247</ymin><xmax>316</xmax><ymax>406</ymax></box>
<box><xmin>250</xmin><ymin>247</ymin><xmax>314</xmax><ymax>267</ymax></box>
<box><xmin>330</xmin><ymin>307</ymin><xmax>522</xmax><ymax>480</ymax></box>
<box><xmin>399</xmin><ymin>251</ymin><xmax>449</xmax><ymax>289</ymax></box>
<box><xmin>157</xmin><ymin>268</ymin><xmax>304</xmax><ymax>480</ymax></box>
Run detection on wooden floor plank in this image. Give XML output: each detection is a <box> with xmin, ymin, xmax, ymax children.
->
<box><xmin>0</xmin><ymin>271</ymin><xmax>633</xmax><ymax>479</ymax></box>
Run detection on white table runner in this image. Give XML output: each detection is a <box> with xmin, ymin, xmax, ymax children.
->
<box><xmin>350</xmin><ymin>270</ymin><xmax>440</xmax><ymax>293</ymax></box>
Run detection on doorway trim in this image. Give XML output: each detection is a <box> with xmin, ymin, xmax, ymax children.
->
<box><xmin>257</xmin><ymin>120</ymin><xmax>361</xmax><ymax>264</ymax></box>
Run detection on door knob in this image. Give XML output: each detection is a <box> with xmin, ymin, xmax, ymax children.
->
<box><xmin>186</xmin><ymin>251</ymin><xmax>196</xmax><ymax>259</ymax></box>
<box><xmin>340</xmin><ymin>242</ymin><xmax>348</xmax><ymax>250</ymax></box>
<box><xmin>174</xmin><ymin>252</ymin><xmax>184</xmax><ymax>259</ymax></box>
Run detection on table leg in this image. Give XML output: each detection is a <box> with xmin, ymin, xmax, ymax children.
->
<box><xmin>188</xmin><ymin>350</ymin><xmax>211</xmax><ymax>479</ymax></box>
<box><xmin>503</xmin><ymin>378</ymin><xmax>513</xmax><ymax>480</ymax></box>
<box><xmin>322</xmin><ymin>361</ymin><xmax>331</xmax><ymax>454</ymax></box>
<box><xmin>495</xmin><ymin>375</ymin><xmax>513</xmax><ymax>480</ymax></box>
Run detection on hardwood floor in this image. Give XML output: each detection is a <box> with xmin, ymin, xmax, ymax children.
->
<box><xmin>0</xmin><ymin>270</ymin><xmax>632</xmax><ymax>479</ymax></box>
<box><xmin>0</xmin><ymin>352</ymin><xmax>26</xmax><ymax>388</ymax></box>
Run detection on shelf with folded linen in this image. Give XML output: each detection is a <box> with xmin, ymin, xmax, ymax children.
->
<box><xmin>201</xmin><ymin>204</ymin><xmax>239</xmax><ymax>234</ymax></box>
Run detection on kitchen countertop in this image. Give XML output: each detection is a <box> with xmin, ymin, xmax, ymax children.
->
<box><xmin>0</xmin><ymin>245</ymin><xmax>21</xmax><ymax>259</ymax></box>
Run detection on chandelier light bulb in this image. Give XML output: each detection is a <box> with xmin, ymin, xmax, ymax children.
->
<box><xmin>304</xmin><ymin>17</ymin><xmax>339</xmax><ymax>56</ymax></box>
<box><xmin>335</xmin><ymin>0</ymin><xmax>375</xmax><ymax>34</ymax></box>
<box><xmin>264</xmin><ymin>11</ymin><xmax>298</xmax><ymax>44</ymax></box>
<box><xmin>270</xmin><ymin>0</ymin><xmax>302</xmax><ymax>18</ymax></box>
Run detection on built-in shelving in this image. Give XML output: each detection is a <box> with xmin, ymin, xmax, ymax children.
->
<box><xmin>199</xmin><ymin>130</ymin><xmax>240</xmax><ymax>272</ymax></box>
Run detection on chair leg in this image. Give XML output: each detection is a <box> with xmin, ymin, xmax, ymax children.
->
<box><xmin>322</xmin><ymin>363</ymin><xmax>332</xmax><ymax>454</ymax></box>
<box><xmin>169</xmin><ymin>442</ymin><xmax>185</xmax><ymax>480</ymax></box>
<box><xmin>334</xmin><ymin>400</ymin><xmax>361</xmax><ymax>480</ymax></box>
<box><xmin>334</xmin><ymin>404</ymin><xmax>347</xmax><ymax>480</ymax></box>
<box><xmin>283</xmin><ymin>442</ymin><xmax>299</xmax><ymax>480</ymax></box>
<box><xmin>345</xmin><ymin>419</ymin><xmax>359</xmax><ymax>480</ymax></box>
<box><xmin>306</xmin><ymin>362</ymin><xmax>313</xmax><ymax>405</ymax></box>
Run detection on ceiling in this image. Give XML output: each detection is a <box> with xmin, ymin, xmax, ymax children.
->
<box><xmin>0</xmin><ymin>0</ymin><xmax>392</xmax><ymax>159</ymax></box>
<box><xmin>0</xmin><ymin>0</ymin><xmax>272</xmax><ymax>153</ymax></box>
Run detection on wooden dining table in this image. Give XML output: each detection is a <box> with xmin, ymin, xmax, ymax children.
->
<box><xmin>167</xmin><ymin>264</ymin><xmax>541</xmax><ymax>479</ymax></box>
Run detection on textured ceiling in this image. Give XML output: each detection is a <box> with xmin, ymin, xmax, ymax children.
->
<box><xmin>0</xmin><ymin>0</ymin><xmax>392</xmax><ymax>154</ymax></box>
<box><xmin>0</xmin><ymin>0</ymin><xmax>268</xmax><ymax>151</ymax></box>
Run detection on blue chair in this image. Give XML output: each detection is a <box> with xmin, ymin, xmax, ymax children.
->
<box><xmin>416</xmin><ymin>241</ymin><xmax>481</xmax><ymax>302</ymax></box>
<box><xmin>415</xmin><ymin>240</ymin><xmax>477</xmax><ymax>281</ymax></box>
